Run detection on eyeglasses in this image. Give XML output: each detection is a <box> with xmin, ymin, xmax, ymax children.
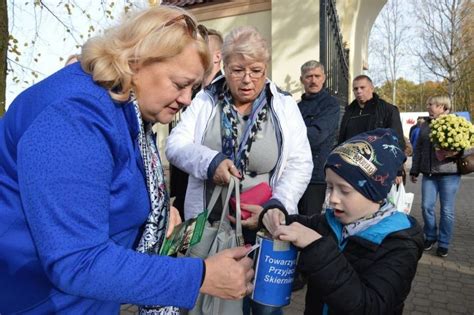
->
<box><xmin>228</xmin><ymin>68</ymin><xmax>266</xmax><ymax>80</ymax></box>
<box><xmin>163</xmin><ymin>14</ymin><xmax>208</xmax><ymax>43</ymax></box>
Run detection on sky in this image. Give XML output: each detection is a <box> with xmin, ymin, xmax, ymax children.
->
<box><xmin>367</xmin><ymin>0</ymin><xmax>438</xmax><ymax>86</ymax></box>
<box><xmin>6</xmin><ymin>1</ymin><xmax>150</xmax><ymax>109</ymax></box>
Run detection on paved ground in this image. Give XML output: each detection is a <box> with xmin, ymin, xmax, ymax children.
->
<box><xmin>122</xmin><ymin>170</ymin><xmax>474</xmax><ymax>315</ymax></box>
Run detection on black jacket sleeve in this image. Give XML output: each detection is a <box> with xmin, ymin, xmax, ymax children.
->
<box><xmin>387</xmin><ymin>104</ymin><xmax>406</xmax><ymax>150</ymax></box>
<box><xmin>337</xmin><ymin>106</ymin><xmax>351</xmax><ymax>144</ymax></box>
<box><xmin>306</xmin><ymin>100</ymin><xmax>341</xmax><ymax>149</ymax></box>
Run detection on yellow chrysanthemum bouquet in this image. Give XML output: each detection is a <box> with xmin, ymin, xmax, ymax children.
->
<box><xmin>429</xmin><ymin>114</ymin><xmax>474</xmax><ymax>161</ymax></box>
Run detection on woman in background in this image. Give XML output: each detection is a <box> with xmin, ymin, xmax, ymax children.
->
<box><xmin>410</xmin><ymin>96</ymin><xmax>469</xmax><ymax>257</ymax></box>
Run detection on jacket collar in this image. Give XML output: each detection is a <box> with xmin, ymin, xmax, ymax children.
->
<box><xmin>350</xmin><ymin>92</ymin><xmax>380</xmax><ymax>108</ymax></box>
<box><xmin>121</xmin><ymin>100</ymin><xmax>140</xmax><ymax>139</ymax></box>
<box><xmin>325</xmin><ymin>206</ymin><xmax>412</xmax><ymax>248</ymax></box>
<box><xmin>301</xmin><ymin>88</ymin><xmax>328</xmax><ymax>101</ymax></box>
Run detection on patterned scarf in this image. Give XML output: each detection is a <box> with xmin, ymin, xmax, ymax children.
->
<box><xmin>133</xmin><ymin>101</ymin><xmax>179</xmax><ymax>315</ymax></box>
<box><xmin>220</xmin><ymin>83</ymin><xmax>269</xmax><ymax>178</ymax></box>
<box><xmin>341</xmin><ymin>201</ymin><xmax>398</xmax><ymax>240</ymax></box>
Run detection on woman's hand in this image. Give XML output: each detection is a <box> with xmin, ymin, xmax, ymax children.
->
<box><xmin>240</xmin><ymin>204</ymin><xmax>263</xmax><ymax>230</ymax></box>
<box><xmin>213</xmin><ymin>159</ymin><xmax>241</xmax><ymax>186</ymax></box>
<box><xmin>274</xmin><ymin>222</ymin><xmax>321</xmax><ymax>249</ymax></box>
<box><xmin>410</xmin><ymin>175</ymin><xmax>418</xmax><ymax>184</ymax></box>
<box><xmin>262</xmin><ymin>208</ymin><xmax>286</xmax><ymax>236</ymax></box>
<box><xmin>166</xmin><ymin>206</ymin><xmax>182</xmax><ymax>238</ymax></box>
<box><xmin>227</xmin><ymin>204</ymin><xmax>262</xmax><ymax>230</ymax></box>
<box><xmin>201</xmin><ymin>246</ymin><xmax>254</xmax><ymax>299</ymax></box>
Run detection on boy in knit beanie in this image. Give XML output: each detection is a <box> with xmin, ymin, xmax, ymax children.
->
<box><xmin>259</xmin><ymin>128</ymin><xmax>424</xmax><ymax>315</ymax></box>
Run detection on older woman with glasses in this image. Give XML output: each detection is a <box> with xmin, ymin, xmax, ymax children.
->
<box><xmin>0</xmin><ymin>6</ymin><xmax>254</xmax><ymax>314</ymax></box>
<box><xmin>167</xmin><ymin>26</ymin><xmax>312</xmax><ymax>315</ymax></box>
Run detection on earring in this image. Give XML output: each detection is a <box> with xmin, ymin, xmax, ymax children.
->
<box><xmin>130</xmin><ymin>89</ymin><xmax>137</xmax><ymax>102</ymax></box>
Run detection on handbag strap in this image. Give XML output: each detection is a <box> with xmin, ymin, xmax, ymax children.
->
<box><xmin>206</xmin><ymin>185</ymin><xmax>224</xmax><ymax>220</ymax></box>
<box><xmin>233</xmin><ymin>177</ymin><xmax>243</xmax><ymax>246</ymax></box>
<box><xmin>217</xmin><ymin>176</ymin><xmax>244</xmax><ymax>246</ymax></box>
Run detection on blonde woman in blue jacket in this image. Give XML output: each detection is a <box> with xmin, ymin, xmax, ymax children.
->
<box><xmin>0</xmin><ymin>6</ymin><xmax>253</xmax><ymax>314</ymax></box>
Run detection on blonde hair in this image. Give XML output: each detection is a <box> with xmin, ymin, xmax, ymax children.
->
<box><xmin>81</xmin><ymin>6</ymin><xmax>211</xmax><ymax>102</ymax></box>
<box><xmin>222</xmin><ymin>26</ymin><xmax>270</xmax><ymax>65</ymax></box>
<box><xmin>428</xmin><ymin>95</ymin><xmax>452</xmax><ymax>111</ymax></box>
<box><xmin>207</xmin><ymin>28</ymin><xmax>223</xmax><ymax>49</ymax></box>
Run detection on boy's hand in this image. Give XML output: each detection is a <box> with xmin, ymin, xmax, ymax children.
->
<box><xmin>274</xmin><ymin>222</ymin><xmax>321</xmax><ymax>248</ymax></box>
<box><xmin>262</xmin><ymin>208</ymin><xmax>286</xmax><ymax>236</ymax></box>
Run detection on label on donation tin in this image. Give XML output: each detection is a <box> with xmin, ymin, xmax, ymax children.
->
<box><xmin>251</xmin><ymin>232</ymin><xmax>297</xmax><ymax>307</ymax></box>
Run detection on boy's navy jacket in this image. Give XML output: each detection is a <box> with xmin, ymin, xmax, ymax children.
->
<box><xmin>289</xmin><ymin>209</ymin><xmax>423</xmax><ymax>315</ymax></box>
<box><xmin>0</xmin><ymin>63</ymin><xmax>203</xmax><ymax>313</ymax></box>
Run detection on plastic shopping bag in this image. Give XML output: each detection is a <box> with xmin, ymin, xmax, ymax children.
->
<box><xmin>387</xmin><ymin>183</ymin><xmax>414</xmax><ymax>214</ymax></box>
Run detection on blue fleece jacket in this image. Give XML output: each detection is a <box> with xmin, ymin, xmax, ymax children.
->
<box><xmin>0</xmin><ymin>63</ymin><xmax>203</xmax><ymax>314</ymax></box>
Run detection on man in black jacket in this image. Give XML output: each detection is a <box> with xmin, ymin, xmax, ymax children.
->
<box><xmin>298</xmin><ymin>60</ymin><xmax>340</xmax><ymax>216</ymax></box>
<box><xmin>293</xmin><ymin>60</ymin><xmax>340</xmax><ymax>291</ymax></box>
<box><xmin>339</xmin><ymin>75</ymin><xmax>405</xmax><ymax>184</ymax></box>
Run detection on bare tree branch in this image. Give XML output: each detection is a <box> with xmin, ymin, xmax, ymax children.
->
<box><xmin>414</xmin><ymin>0</ymin><xmax>473</xmax><ymax>110</ymax></box>
<box><xmin>369</xmin><ymin>0</ymin><xmax>410</xmax><ymax>105</ymax></box>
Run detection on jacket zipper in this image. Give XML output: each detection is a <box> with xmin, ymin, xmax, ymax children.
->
<box><xmin>269</xmin><ymin>101</ymin><xmax>284</xmax><ymax>188</ymax></box>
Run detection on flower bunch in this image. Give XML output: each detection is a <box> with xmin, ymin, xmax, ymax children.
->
<box><xmin>430</xmin><ymin>114</ymin><xmax>474</xmax><ymax>151</ymax></box>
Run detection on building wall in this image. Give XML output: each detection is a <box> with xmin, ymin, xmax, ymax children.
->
<box><xmin>271</xmin><ymin>0</ymin><xmax>320</xmax><ymax>97</ymax></box>
<box><xmin>200</xmin><ymin>11</ymin><xmax>272</xmax><ymax>78</ymax></box>
<box><xmin>201</xmin><ymin>10</ymin><xmax>271</xmax><ymax>50</ymax></box>
<box><xmin>199</xmin><ymin>0</ymin><xmax>320</xmax><ymax>98</ymax></box>
<box><xmin>337</xmin><ymin>0</ymin><xmax>387</xmax><ymax>83</ymax></box>
<box><xmin>196</xmin><ymin>0</ymin><xmax>386</xmax><ymax>100</ymax></box>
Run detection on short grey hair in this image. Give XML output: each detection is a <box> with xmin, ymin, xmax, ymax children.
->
<box><xmin>222</xmin><ymin>26</ymin><xmax>270</xmax><ymax>65</ymax></box>
<box><xmin>300</xmin><ymin>60</ymin><xmax>325</xmax><ymax>76</ymax></box>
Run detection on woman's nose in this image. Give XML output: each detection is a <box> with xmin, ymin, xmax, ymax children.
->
<box><xmin>177</xmin><ymin>88</ymin><xmax>193</xmax><ymax>106</ymax></box>
<box><xmin>241</xmin><ymin>73</ymin><xmax>252</xmax><ymax>83</ymax></box>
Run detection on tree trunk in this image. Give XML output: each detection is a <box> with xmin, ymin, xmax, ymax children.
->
<box><xmin>0</xmin><ymin>0</ymin><xmax>7</xmax><ymax>116</ymax></box>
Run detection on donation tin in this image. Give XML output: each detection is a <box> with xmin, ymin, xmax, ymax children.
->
<box><xmin>251</xmin><ymin>231</ymin><xmax>298</xmax><ymax>307</ymax></box>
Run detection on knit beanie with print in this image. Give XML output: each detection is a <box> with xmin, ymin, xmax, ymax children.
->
<box><xmin>325</xmin><ymin>128</ymin><xmax>406</xmax><ymax>202</ymax></box>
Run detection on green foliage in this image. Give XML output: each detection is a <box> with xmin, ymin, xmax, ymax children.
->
<box><xmin>375</xmin><ymin>77</ymin><xmax>472</xmax><ymax>113</ymax></box>
<box><xmin>3</xmin><ymin>0</ymin><xmax>139</xmax><ymax>113</ymax></box>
